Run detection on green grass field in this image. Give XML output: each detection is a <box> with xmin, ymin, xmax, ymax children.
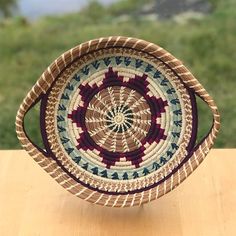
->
<box><xmin>0</xmin><ymin>0</ymin><xmax>235</xmax><ymax>149</ymax></box>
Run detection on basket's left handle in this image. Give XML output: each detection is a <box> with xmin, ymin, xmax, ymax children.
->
<box><xmin>16</xmin><ymin>77</ymin><xmax>51</xmax><ymax>161</ymax></box>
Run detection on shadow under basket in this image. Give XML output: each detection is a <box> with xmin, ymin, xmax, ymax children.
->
<box><xmin>16</xmin><ymin>36</ymin><xmax>220</xmax><ymax>207</ymax></box>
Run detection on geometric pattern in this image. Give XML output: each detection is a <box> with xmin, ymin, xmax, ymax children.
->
<box><xmin>54</xmin><ymin>54</ymin><xmax>189</xmax><ymax>180</ymax></box>
<box><xmin>68</xmin><ymin>67</ymin><xmax>168</xmax><ymax>169</ymax></box>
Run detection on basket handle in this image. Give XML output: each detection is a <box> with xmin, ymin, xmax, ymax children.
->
<box><xmin>16</xmin><ymin>79</ymin><xmax>51</xmax><ymax>161</ymax></box>
<box><xmin>184</xmin><ymin>79</ymin><xmax>220</xmax><ymax>159</ymax></box>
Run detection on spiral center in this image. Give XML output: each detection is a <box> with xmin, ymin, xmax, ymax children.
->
<box><xmin>113</xmin><ymin>113</ymin><xmax>125</xmax><ymax>124</ymax></box>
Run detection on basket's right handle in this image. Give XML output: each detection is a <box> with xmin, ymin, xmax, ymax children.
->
<box><xmin>184</xmin><ymin>77</ymin><xmax>220</xmax><ymax>161</ymax></box>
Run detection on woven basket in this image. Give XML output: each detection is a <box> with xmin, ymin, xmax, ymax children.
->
<box><xmin>16</xmin><ymin>37</ymin><xmax>220</xmax><ymax>207</ymax></box>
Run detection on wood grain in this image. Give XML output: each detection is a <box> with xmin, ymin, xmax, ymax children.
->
<box><xmin>0</xmin><ymin>149</ymin><xmax>235</xmax><ymax>236</ymax></box>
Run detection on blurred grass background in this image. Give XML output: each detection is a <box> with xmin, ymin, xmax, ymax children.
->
<box><xmin>0</xmin><ymin>0</ymin><xmax>235</xmax><ymax>149</ymax></box>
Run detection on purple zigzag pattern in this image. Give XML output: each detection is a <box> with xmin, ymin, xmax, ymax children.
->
<box><xmin>68</xmin><ymin>67</ymin><xmax>168</xmax><ymax>168</ymax></box>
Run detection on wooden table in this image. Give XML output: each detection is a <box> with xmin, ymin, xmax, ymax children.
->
<box><xmin>0</xmin><ymin>149</ymin><xmax>235</xmax><ymax>236</ymax></box>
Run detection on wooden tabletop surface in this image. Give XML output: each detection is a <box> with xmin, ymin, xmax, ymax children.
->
<box><xmin>0</xmin><ymin>149</ymin><xmax>235</xmax><ymax>236</ymax></box>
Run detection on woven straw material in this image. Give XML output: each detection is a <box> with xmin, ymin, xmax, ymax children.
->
<box><xmin>16</xmin><ymin>37</ymin><xmax>220</xmax><ymax>207</ymax></box>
